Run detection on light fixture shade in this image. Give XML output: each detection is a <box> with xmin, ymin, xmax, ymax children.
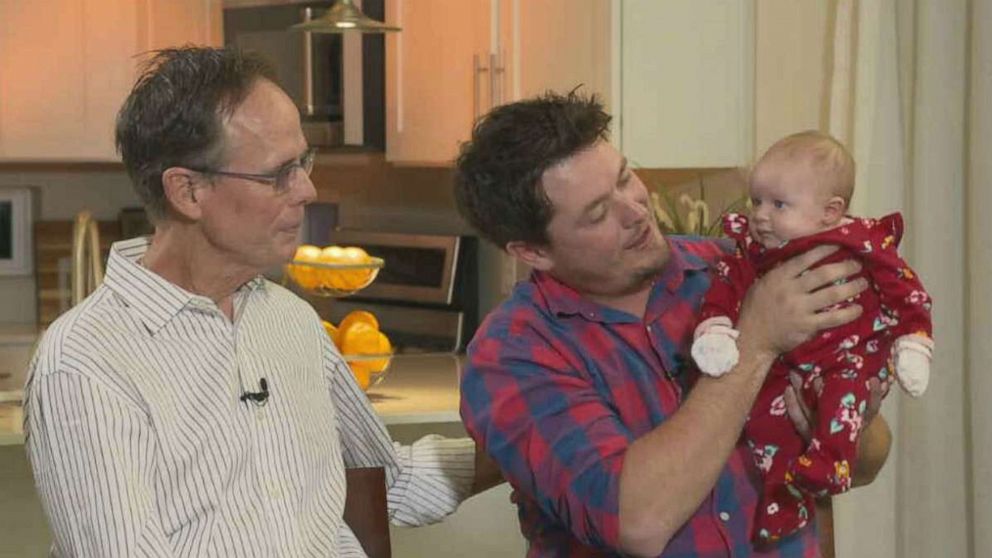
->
<box><xmin>290</xmin><ymin>0</ymin><xmax>401</xmax><ymax>33</ymax></box>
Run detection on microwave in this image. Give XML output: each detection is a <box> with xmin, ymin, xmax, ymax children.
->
<box><xmin>223</xmin><ymin>0</ymin><xmax>385</xmax><ymax>149</ymax></box>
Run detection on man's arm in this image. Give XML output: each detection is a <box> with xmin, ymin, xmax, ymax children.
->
<box><xmin>471</xmin><ymin>446</ymin><xmax>505</xmax><ymax>495</ymax></box>
<box><xmin>325</xmin><ymin>339</ymin><xmax>476</xmax><ymax>526</ymax></box>
<box><xmin>25</xmin><ymin>372</ymin><xmax>173</xmax><ymax>557</ymax></box>
<box><xmin>617</xmin><ymin>246</ymin><xmax>868</xmax><ymax>557</ymax></box>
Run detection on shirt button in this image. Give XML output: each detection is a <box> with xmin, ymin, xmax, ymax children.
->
<box><xmin>719</xmin><ymin>511</ymin><xmax>731</xmax><ymax>522</ymax></box>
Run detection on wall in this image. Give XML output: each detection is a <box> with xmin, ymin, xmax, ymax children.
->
<box><xmin>0</xmin><ymin>165</ymin><xmax>140</xmax><ymax>325</ymax></box>
<box><xmin>754</xmin><ymin>1</ymin><xmax>831</xmax><ymax>156</ymax></box>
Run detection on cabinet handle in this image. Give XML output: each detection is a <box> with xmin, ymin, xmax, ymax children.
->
<box><xmin>490</xmin><ymin>52</ymin><xmax>504</xmax><ymax>108</ymax></box>
<box><xmin>302</xmin><ymin>7</ymin><xmax>315</xmax><ymax>117</ymax></box>
<box><xmin>473</xmin><ymin>54</ymin><xmax>490</xmax><ymax>120</ymax></box>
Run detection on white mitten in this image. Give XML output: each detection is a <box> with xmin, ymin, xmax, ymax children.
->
<box><xmin>691</xmin><ymin>316</ymin><xmax>740</xmax><ymax>377</ymax></box>
<box><xmin>893</xmin><ymin>335</ymin><xmax>934</xmax><ymax>397</ymax></box>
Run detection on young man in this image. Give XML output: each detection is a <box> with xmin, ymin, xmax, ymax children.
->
<box><xmin>455</xmin><ymin>92</ymin><xmax>890</xmax><ymax>557</ymax></box>
<box><xmin>24</xmin><ymin>47</ymin><xmax>499</xmax><ymax>557</ymax></box>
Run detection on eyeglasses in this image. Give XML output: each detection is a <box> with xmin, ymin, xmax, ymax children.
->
<box><xmin>193</xmin><ymin>148</ymin><xmax>316</xmax><ymax>193</ymax></box>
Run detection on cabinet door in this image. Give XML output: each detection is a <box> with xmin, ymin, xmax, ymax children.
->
<box><xmin>141</xmin><ymin>0</ymin><xmax>223</xmax><ymax>52</ymax></box>
<box><xmin>0</xmin><ymin>0</ymin><xmax>135</xmax><ymax>161</ymax></box>
<box><xmin>620</xmin><ymin>0</ymin><xmax>754</xmax><ymax>168</ymax></box>
<box><xmin>386</xmin><ymin>0</ymin><xmax>492</xmax><ymax>165</ymax></box>
<box><xmin>0</xmin><ymin>0</ymin><xmax>221</xmax><ymax>162</ymax></box>
<box><xmin>503</xmin><ymin>0</ymin><xmax>612</xmax><ymax>106</ymax></box>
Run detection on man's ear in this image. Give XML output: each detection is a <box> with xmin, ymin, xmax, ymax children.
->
<box><xmin>161</xmin><ymin>167</ymin><xmax>204</xmax><ymax>220</ymax></box>
<box><xmin>506</xmin><ymin>240</ymin><xmax>553</xmax><ymax>271</ymax></box>
<box><xmin>823</xmin><ymin>195</ymin><xmax>847</xmax><ymax>226</ymax></box>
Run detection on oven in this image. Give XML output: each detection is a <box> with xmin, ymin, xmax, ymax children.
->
<box><xmin>304</xmin><ymin>230</ymin><xmax>479</xmax><ymax>355</ymax></box>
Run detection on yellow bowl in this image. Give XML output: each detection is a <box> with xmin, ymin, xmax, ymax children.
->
<box><xmin>284</xmin><ymin>257</ymin><xmax>384</xmax><ymax>297</ymax></box>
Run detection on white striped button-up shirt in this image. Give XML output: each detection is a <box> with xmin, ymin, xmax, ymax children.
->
<box><xmin>24</xmin><ymin>237</ymin><xmax>475</xmax><ymax>557</ymax></box>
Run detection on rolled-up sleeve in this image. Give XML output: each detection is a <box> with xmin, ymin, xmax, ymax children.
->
<box><xmin>460</xmin><ymin>324</ymin><xmax>633</xmax><ymax>550</ymax></box>
<box><xmin>324</xmin><ymin>336</ymin><xmax>475</xmax><ymax>527</ymax></box>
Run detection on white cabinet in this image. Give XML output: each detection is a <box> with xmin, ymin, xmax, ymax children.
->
<box><xmin>618</xmin><ymin>0</ymin><xmax>754</xmax><ymax>168</ymax></box>
<box><xmin>0</xmin><ymin>0</ymin><xmax>222</xmax><ymax>162</ymax></box>
<box><xmin>385</xmin><ymin>0</ymin><xmax>612</xmax><ymax>165</ymax></box>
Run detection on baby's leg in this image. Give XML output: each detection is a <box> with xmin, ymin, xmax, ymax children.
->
<box><xmin>747</xmin><ymin>367</ymin><xmax>815</xmax><ymax>543</ymax></box>
<box><xmin>789</xmin><ymin>350</ymin><xmax>881</xmax><ymax>496</ymax></box>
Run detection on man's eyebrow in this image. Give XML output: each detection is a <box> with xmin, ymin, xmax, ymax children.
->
<box><xmin>270</xmin><ymin>148</ymin><xmax>310</xmax><ymax>173</ymax></box>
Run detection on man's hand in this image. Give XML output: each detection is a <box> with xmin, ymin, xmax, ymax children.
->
<box><xmin>784</xmin><ymin>372</ymin><xmax>893</xmax><ymax>487</ymax></box>
<box><xmin>737</xmin><ymin>245</ymin><xmax>868</xmax><ymax>359</ymax></box>
<box><xmin>471</xmin><ymin>445</ymin><xmax>505</xmax><ymax>495</ymax></box>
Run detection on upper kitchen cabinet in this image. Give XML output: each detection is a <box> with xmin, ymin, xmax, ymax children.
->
<box><xmin>385</xmin><ymin>0</ymin><xmax>491</xmax><ymax>165</ymax></box>
<box><xmin>502</xmin><ymin>0</ymin><xmax>612</xmax><ymax>107</ymax></box>
<box><xmin>385</xmin><ymin>0</ymin><xmax>612</xmax><ymax>165</ymax></box>
<box><xmin>0</xmin><ymin>0</ymin><xmax>222</xmax><ymax>162</ymax></box>
<box><xmin>619</xmin><ymin>0</ymin><xmax>754</xmax><ymax>168</ymax></box>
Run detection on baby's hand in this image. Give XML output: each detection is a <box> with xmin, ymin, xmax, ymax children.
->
<box><xmin>893</xmin><ymin>335</ymin><xmax>933</xmax><ymax>397</ymax></box>
<box><xmin>691</xmin><ymin>317</ymin><xmax>740</xmax><ymax>376</ymax></box>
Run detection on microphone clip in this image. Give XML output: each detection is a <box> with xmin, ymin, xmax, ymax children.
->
<box><xmin>240</xmin><ymin>378</ymin><xmax>270</xmax><ymax>406</ymax></box>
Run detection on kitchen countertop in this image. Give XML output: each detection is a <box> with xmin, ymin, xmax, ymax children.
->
<box><xmin>0</xmin><ymin>353</ymin><xmax>464</xmax><ymax>446</ymax></box>
<box><xmin>367</xmin><ymin>353</ymin><xmax>463</xmax><ymax>425</ymax></box>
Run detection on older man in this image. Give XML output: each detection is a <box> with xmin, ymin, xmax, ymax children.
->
<box><xmin>455</xmin><ymin>92</ymin><xmax>891</xmax><ymax>557</ymax></box>
<box><xmin>24</xmin><ymin>47</ymin><xmax>498</xmax><ymax>557</ymax></box>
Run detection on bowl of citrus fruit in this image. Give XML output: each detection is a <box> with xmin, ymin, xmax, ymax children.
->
<box><xmin>286</xmin><ymin>244</ymin><xmax>384</xmax><ymax>297</ymax></box>
<box><xmin>323</xmin><ymin>310</ymin><xmax>393</xmax><ymax>391</ymax></box>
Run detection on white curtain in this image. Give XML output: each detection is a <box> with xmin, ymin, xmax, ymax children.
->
<box><xmin>824</xmin><ymin>0</ymin><xmax>984</xmax><ymax>556</ymax></box>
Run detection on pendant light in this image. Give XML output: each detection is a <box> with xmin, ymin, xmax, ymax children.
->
<box><xmin>290</xmin><ymin>0</ymin><xmax>401</xmax><ymax>33</ymax></box>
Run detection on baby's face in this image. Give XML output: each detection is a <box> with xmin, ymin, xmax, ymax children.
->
<box><xmin>748</xmin><ymin>157</ymin><xmax>834</xmax><ymax>249</ymax></box>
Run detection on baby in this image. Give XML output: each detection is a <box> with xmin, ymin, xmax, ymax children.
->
<box><xmin>690</xmin><ymin>131</ymin><xmax>934</xmax><ymax>543</ymax></box>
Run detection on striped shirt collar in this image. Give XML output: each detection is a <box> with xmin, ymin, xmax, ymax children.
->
<box><xmin>103</xmin><ymin>237</ymin><xmax>267</xmax><ymax>336</ymax></box>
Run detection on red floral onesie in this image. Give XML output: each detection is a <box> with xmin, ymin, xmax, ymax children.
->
<box><xmin>695</xmin><ymin>212</ymin><xmax>933</xmax><ymax>544</ymax></box>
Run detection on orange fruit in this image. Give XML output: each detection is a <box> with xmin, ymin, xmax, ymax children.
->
<box><xmin>340</xmin><ymin>246</ymin><xmax>371</xmax><ymax>264</ymax></box>
<box><xmin>290</xmin><ymin>244</ymin><xmax>322</xmax><ymax>289</ymax></box>
<box><xmin>366</xmin><ymin>331</ymin><xmax>392</xmax><ymax>372</ymax></box>
<box><xmin>317</xmin><ymin>245</ymin><xmax>374</xmax><ymax>291</ymax></box>
<box><xmin>338</xmin><ymin>310</ymin><xmax>379</xmax><ymax>336</ymax></box>
<box><xmin>339</xmin><ymin>321</ymin><xmax>380</xmax><ymax>355</ymax></box>
<box><xmin>336</xmin><ymin>246</ymin><xmax>373</xmax><ymax>291</ymax></box>
<box><xmin>349</xmin><ymin>362</ymin><xmax>373</xmax><ymax>390</ymax></box>
<box><xmin>321</xmin><ymin>320</ymin><xmax>341</xmax><ymax>348</ymax></box>
<box><xmin>318</xmin><ymin>246</ymin><xmax>348</xmax><ymax>289</ymax></box>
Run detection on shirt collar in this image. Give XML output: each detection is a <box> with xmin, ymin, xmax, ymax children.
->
<box><xmin>102</xmin><ymin>237</ymin><xmax>268</xmax><ymax>335</ymax></box>
<box><xmin>658</xmin><ymin>235</ymin><xmax>711</xmax><ymax>293</ymax></box>
<box><xmin>532</xmin><ymin>236</ymin><xmax>710</xmax><ymax>323</ymax></box>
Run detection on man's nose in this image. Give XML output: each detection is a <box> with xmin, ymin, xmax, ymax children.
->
<box><xmin>292</xmin><ymin>171</ymin><xmax>318</xmax><ymax>205</ymax></box>
<box><xmin>619</xmin><ymin>195</ymin><xmax>648</xmax><ymax>226</ymax></box>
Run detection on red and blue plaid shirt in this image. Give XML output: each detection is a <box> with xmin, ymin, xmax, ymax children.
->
<box><xmin>461</xmin><ymin>236</ymin><xmax>818</xmax><ymax>557</ymax></box>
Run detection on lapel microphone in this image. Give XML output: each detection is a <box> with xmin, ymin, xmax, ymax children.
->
<box><xmin>240</xmin><ymin>378</ymin><xmax>270</xmax><ymax>405</ymax></box>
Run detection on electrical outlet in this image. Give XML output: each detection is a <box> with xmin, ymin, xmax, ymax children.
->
<box><xmin>500</xmin><ymin>255</ymin><xmax>518</xmax><ymax>296</ymax></box>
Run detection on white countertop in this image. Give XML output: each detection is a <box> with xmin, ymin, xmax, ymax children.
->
<box><xmin>0</xmin><ymin>353</ymin><xmax>463</xmax><ymax>446</ymax></box>
<box><xmin>367</xmin><ymin>353</ymin><xmax>463</xmax><ymax>425</ymax></box>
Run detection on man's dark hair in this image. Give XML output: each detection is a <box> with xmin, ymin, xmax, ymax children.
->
<box><xmin>454</xmin><ymin>90</ymin><xmax>611</xmax><ymax>249</ymax></box>
<box><xmin>115</xmin><ymin>46</ymin><xmax>278</xmax><ymax>221</ymax></box>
